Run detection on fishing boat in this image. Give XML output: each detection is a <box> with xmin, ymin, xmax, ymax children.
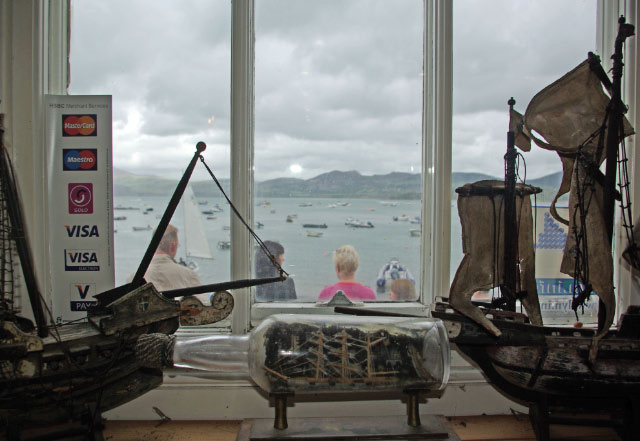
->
<box><xmin>409</xmin><ymin>229</ymin><xmax>421</xmax><ymax>237</ymax></box>
<box><xmin>306</xmin><ymin>231</ymin><xmax>323</xmax><ymax>238</ymax></box>
<box><xmin>346</xmin><ymin>219</ymin><xmax>374</xmax><ymax>228</ymax></box>
<box><xmin>0</xmin><ymin>139</ymin><xmax>286</xmax><ymax>439</ymax></box>
<box><xmin>132</xmin><ymin>225</ymin><xmax>152</xmax><ymax>231</ymax></box>
<box><xmin>218</xmin><ymin>240</ymin><xmax>231</xmax><ymax>250</ymax></box>
<box><xmin>302</xmin><ymin>223</ymin><xmax>327</xmax><ymax>228</ymax></box>
<box><xmin>432</xmin><ymin>19</ymin><xmax>639</xmax><ymax>441</ymax></box>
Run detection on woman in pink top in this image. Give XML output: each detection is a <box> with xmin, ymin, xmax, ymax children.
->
<box><xmin>318</xmin><ymin>245</ymin><xmax>377</xmax><ymax>301</ymax></box>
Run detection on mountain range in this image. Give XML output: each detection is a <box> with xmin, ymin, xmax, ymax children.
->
<box><xmin>114</xmin><ymin>168</ymin><xmax>563</xmax><ymax>201</ymax></box>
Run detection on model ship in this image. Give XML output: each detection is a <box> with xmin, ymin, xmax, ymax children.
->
<box><xmin>0</xmin><ymin>131</ymin><xmax>282</xmax><ymax>439</ymax></box>
<box><xmin>432</xmin><ymin>17</ymin><xmax>638</xmax><ymax>441</ymax></box>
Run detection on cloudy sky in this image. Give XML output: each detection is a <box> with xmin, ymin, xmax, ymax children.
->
<box><xmin>69</xmin><ymin>0</ymin><xmax>597</xmax><ymax>182</ymax></box>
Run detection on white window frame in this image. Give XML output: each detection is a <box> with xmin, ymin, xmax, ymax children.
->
<box><xmin>226</xmin><ymin>0</ymin><xmax>453</xmax><ymax>331</ymax></box>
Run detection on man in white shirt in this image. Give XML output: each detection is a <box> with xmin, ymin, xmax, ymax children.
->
<box><xmin>129</xmin><ymin>224</ymin><xmax>203</xmax><ymax>300</ymax></box>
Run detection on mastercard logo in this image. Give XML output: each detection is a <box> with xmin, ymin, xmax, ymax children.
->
<box><xmin>62</xmin><ymin>114</ymin><xmax>97</xmax><ymax>136</ymax></box>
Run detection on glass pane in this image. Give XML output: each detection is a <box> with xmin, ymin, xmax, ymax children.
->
<box><xmin>450</xmin><ymin>0</ymin><xmax>598</xmax><ymax>323</ymax></box>
<box><xmin>69</xmin><ymin>1</ymin><xmax>232</xmax><ymax>291</ymax></box>
<box><xmin>254</xmin><ymin>0</ymin><xmax>424</xmax><ymax>302</ymax></box>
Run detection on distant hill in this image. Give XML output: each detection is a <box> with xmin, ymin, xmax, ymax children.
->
<box><xmin>113</xmin><ymin>167</ymin><xmax>564</xmax><ymax>201</ymax></box>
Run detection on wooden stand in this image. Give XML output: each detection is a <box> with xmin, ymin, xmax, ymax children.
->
<box><xmin>236</xmin><ymin>415</ymin><xmax>460</xmax><ymax>441</ymax></box>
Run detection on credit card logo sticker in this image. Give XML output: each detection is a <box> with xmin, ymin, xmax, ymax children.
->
<box><xmin>62</xmin><ymin>114</ymin><xmax>97</xmax><ymax>136</ymax></box>
<box><xmin>65</xmin><ymin>225</ymin><xmax>99</xmax><ymax>238</ymax></box>
<box><xmin>64</xmin><ymin>249</ymin><xmax>100</xmax><ymax>271</ymax></box>
<box><xmin>63</xmin><ymin>149</ymin><xmax>97</xmax><ymax>171</ymax></box>
<box><xmin>69</xmin><ymin>283</ymin><xmax>97</xmax><ymax>311</ymax></box>
<box><xmin>68</xmin><ymin>183</ymin><xmax>93</xmax><ymax>214</ymax></box>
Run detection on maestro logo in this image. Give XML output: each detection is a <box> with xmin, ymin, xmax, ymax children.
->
<box><xmin>68</xmin><ymin>183</ymin><xmax>93</xmax><ymax>214</ymax></box>
<box><xmin>63</xmin><ymin>149</ymin><xmax>97</xmax><ymax>171</ymax></box>
<box><xmin>62</xmin><ymin>114</ymin><xmax>97</xmax><ymax>137</ymax></box>
<box><xmin>69</xmin><ymin>283</ymin><xmax>97</xmax><ymax>311</ymax></box>
<box><xmin>64</xmin><ymin>249</ymin><xmax>100</xmax><ymax>271</ymax></box>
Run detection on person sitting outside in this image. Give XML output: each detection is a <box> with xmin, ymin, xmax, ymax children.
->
<box><xmin>128</xmin><ymin>224</ymin><xmax>203</xmax><ymax>300</ymax></box>
<box><xmin>318</xmin><ymin>245</ymin><xmax>376</xmax><ymax>301</ymax></box>
<box><xmin>388</xmin><ymin>278</ymin><xmax>417</xmax><ymax>301</ymax></box>
<box><xmin>254</xmin><ymin>240</ymin><xmax>296</xmax><ymax>302</ymax></box>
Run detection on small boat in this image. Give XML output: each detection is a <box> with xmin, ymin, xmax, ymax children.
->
<box><xmin>201</xmin><ymin>209</ymin><xmax>215</xmax><ymax>215</ymax></box>
<box><xmin>217</xmin><ymin>240</ymin><xmax>231</xmax><ymax>250</ymax></box>
<box><xmin>206</xmin><ymin>215</ymin><xmax>217</xmax><ymax>220</ymax></box>
<box><xmin>299</xmin><ymin>202</ymin><xmax>313</xmax><ymax>207</ymax></box>
<box><xmin>132</xmin><ymin>225</ymin><xmax>152</xmax><ymax>231</ymax></box>
<box><xmin>211</xmin><ymin>204</ymin><xmax>224</xmax><ymax>212</ymax></box>
<box><xmin>409</xmin><ymin>229</ymin><xmax>421</xmax><ymax>237</ymax></box>
<box><xmin>286</xmin><ymin>215</ymin><xmax>295</xmax><ymax>223</ymax></box>
<box><xmin>393</xmin><ymin>214</ymin><xmax>411</xmax><ymax>222</ymax></box>
<box><xmin>410</xmin><ymin>216</ymin><xmax>421</xmax><ymax>224</ymax></box>
<box><xmin>114</xmin><ymin>216</ymin><xmax>127</xmax><ymax>221</ymax></box>
<box><xmin>302</xmin><ymin>223</ymin><xmax>327</xmax><ymax>228</ymax></box>
<box><xmin>198</xmin><ymin>201</ymin><xmax>208</xmax><ymax>205</ymax></box>
<box><xmin>114</xmin><ymin>205</ymin><xmax>139</xmax><ymax>210</ymax></box>
<box><xmin>144</xmin><ymin>207</ymin><xmax>154</xmax><ymax>212</ymax></box>
<box><xmin>345</xmin><ymin>219</ymin><xmax>374</xmax><ymax>228</ymax></box>
<box><xmin>336</xmin><ymin>202</ymin><xmax>351</xmax><ymax>207</ymax></box>
<box><xmin>256</xmin><ymin>221</ymin><xmax>264</xmax><ymax>229</ymax></box>
<box><xmin>307</xmin><ymin>231</ymin><xmax>323</xmax><ymax>237</ymax></box>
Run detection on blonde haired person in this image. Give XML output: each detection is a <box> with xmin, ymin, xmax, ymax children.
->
<box><xmin>317</xmin><ymin>245</ymin><xmax>376</xmax><ymax>301</ymax></box>
<box><xmin>389</xmin><ymin>278</ymin><xmax>417</xmax><ymax>301</ymax></box>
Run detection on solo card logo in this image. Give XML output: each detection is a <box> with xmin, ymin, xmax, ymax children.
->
<box><xmin>62</xmin><ymin>114</ymin><xmax>97</xmax><ymax>137</ymax></box>
<box><xmin>63</xmin><ymin>149</ymin><xmax>97</xmax><ymax>171</ymax></box>
<box><xmin>69</xmin><ymin>283</ymin><xmax>97</xmax><ymax>311</ymax></box>
<box><xmin>68</xmin><ymin>183</ymin><xmax>93</xmax><ymax>214</ymax></box>
<box><xmin>65</xmin><ymin>224</ymin><xmax>99</xmax><ymax>238</ymax></box>
<box><xmin>64</xmin><ymin>249</ymin><xmax>99</xmax><ymax>271</ymax></box>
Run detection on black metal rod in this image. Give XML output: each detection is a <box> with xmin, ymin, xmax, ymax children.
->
<box><xmin>161</xmin><ymin>276</ymin><xmax>284</xmax><ymax>298</ymax></box>
<box><xmin>130</xmin><ymin>142</ymin><xmax>206</xmax><ymax>287</ymax></box>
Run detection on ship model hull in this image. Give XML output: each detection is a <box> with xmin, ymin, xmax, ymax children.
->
<box><xmin>0</xmin><ymin>283</ymin><xmax>180</xmax><ymax>427</ymax></box>
<box><xmin>434</xmin><ymin>304</ymin><xmax>640</xmax><ymax>402</ymax></box>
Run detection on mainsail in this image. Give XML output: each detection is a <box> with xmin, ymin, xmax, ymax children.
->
<box><xmin>183</xmin><ymin>185</ymin><xmax>213</xmax><ymax>260</ymax></box>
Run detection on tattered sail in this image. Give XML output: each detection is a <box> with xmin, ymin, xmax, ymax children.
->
<box><xmin>518</xmin><ymin>55</ymin><xmax>635</xmax><ymax>354</ymax></box>
<box><xmin>449</xmin><ymin>180</ymin><xmax>543</xmax><ymax>336</ymax></box>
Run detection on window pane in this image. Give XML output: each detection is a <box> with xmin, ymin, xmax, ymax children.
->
<box><xmin>451</xmin><ymin>0</ymin><xmax>598</xmax><ymax>322</ymax></box>
<box><xmin>254</xmin><ymin>0</ymin><xmax>423</xmax><ymax>303</ymax></box>
<box><xmin>69</xmin><ymin>1</ymin><xmax>232</xmax><ymax>290</ymax></box>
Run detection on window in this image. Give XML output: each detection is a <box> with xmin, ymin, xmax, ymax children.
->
<box><xmin>253</xmin><ymin>0</ymin><xmax>424</xmax><ymax>304</ymax></box>
<box><xmin>69</xmin><ymin>1</ymin><xmax>233</xmax><ymax>289</ymax></box>
<box><xmin>450</xmin><ymin>0</ymin><xmax>598</xmax><ymax>323</ymax></box>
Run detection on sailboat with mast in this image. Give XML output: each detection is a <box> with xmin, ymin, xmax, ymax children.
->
<box><xmin>181</xmin><ymin>184</ymin><xmax>214</xmax><ymax>271</ymax></box>
<box><xmin>431</xmin><ymin>17</ymin><xmax>639</xmax><ymax>441</ymax></box>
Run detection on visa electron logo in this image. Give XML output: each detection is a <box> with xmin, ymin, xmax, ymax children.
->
<box><xmin>69</xmin><ymin>283</ymin><xmax>97</xmax><ymax>311</ymax></box>
<box><xmin>62</xmin><ymin>114</ymin><xmax>97</xmax><ymax>136</ymax></box>
<box><xmin>68</xmin><ymin>183</ymin><xmax>93</xmax><ymax>214</ymax></box>
<box><xmin>63</xmin><ymin>149</ymin><xmax>97</xmax><ymax>171</ymax></box>
<box><xmin>64</xmin><ymin>249</ymin><xmax>99</xmax><ymax>271</ymax></box>
<box><xmin>65</xmin><ymin>225</ymin><xmax>99</xmax><ymax>238</ymax></box>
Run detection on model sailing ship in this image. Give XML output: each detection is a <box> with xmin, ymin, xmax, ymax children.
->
<box><xmin>432</xmin><ymin>17</ymin><xmax>638</xmax><ymax>441</ymax></box>
<box><xmin>0</xmin><ymin>131</ymin><xmax>283</xmax><ymax>439</ymax></box>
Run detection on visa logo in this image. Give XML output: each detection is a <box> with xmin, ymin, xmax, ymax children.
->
<box><xmin>70</xmin><ymin>301</ymin><xmax>97</xmax><ymax>311</ymax></box>
<box><xmin>65</xmin><ymin>225</ymin><xmax>99</xmax><ymax>238</ymax></box>
<box><xmin>64</xmin><ymin>249</ymin><xmax>99</xmax><ymax>271</ymax></box>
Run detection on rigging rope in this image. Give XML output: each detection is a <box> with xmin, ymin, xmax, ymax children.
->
<box><xmin>198</xmin><ymin>155</ymin><xmax>288</xmax><ymax>278</ymax></box>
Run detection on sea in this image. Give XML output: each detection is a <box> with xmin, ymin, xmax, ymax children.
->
<box><xmin>113</xmin><ymin>195</ymin><xmax>464</xmax><ymax>302</ymax></box>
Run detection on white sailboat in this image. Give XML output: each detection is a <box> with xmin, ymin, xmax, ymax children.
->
<box><xmin>181</xmin><ymin>185</ymin><xmax>214</xmax><ymax>270</ymax></box>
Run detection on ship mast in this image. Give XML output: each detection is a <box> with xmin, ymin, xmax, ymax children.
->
<box><xmin>600</xmin><ymin>16</ymin><xmax>635</xmax><ymax>330</ymax></box>
<box><xmin>502</xmin><ymin>97</ymin><xmax>519</xmax><ymax>311</ymax></box>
